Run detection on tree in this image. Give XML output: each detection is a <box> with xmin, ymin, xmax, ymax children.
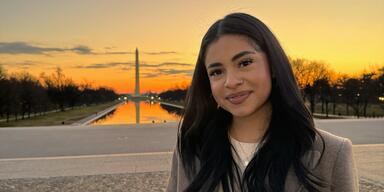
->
<box><xmin>3</xmin><ymin>77</ymin><xmax>22</xmax><ymax>121</ymax></box>
<box><xmin>377</xmin><ymin>67</ymin><xmax>384</xmax><ymax>111</ymax></box>
<box><xmin>332</xmin><ymin>74</ymin><xmax>349</xmax><ymax>115</ymax></box>
<box><xmin>0</xmin><ymin>66</ymin><xmax>118</xmax><ymax>124</ymax></box>
<box><xmin>0</xmin><ymin>65</ymin><xmax>7</xmax><ymax>118</ymax></box>
<box><xmin>291</xmin><ymin>58</ymin><xmax>329</xmax><ymax>113</ymax></box>
<box><xmin>359</xmin><ymin>72</ymin><xmax>376</xmax><ymax>117</ymax></box>
<box><xmin>343</xmin><ymin>78</ymin><xmax>361</xmax><ymax>117</ymax></box>
<box><xmin>17</xmin><ymin>72</ymin><xmax>40</xmax><ymax>119</ymax></box>
<box><xmin>63</xmin><ymin>80</ymin><xmax>80</xmax><ymax>109</ymax></box>
<box><xmin>314</xmin><ymin>78</ymin><xmax>331</xmax><ymax>117</ymax></box>
<box><xmin>42</xmin><ymin>67</ymin><xmax>72</xmax><ymax>111</ymax></box>
<box><xmin>158</xmin><ymin>88</ymin><xmax>187</xmax><ymax>102</ymax></box>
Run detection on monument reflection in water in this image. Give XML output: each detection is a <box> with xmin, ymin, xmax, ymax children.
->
<box><xmin>92</xmin><ymin>48</ymin><xmax>183</xmax><ymax>125</ymax></box>
<box><xmin>92</xmin><ymin>100</ymin><xmax>182</xmax><ymax>125</ymax></box>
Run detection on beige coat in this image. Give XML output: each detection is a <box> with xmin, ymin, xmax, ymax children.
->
<box><xmin>166</xmin><ymin>129</ymin><xmax>359</xmax><ymax>192</ymax></box>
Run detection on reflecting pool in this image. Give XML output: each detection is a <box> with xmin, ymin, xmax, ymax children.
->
<box><xmin>92</xmin><ymin>101</ymin><xmax>182</xmax><ymax>125</ymax></box>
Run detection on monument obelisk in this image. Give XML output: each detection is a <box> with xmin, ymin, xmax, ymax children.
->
<box><xmin>134</xmin><ymin>48</ymin><xmax>140</xmax><ymax>96</ymax></box>
<box><xmin>134</xmin><ymin>48</ymin><xmax>140</xmax><ymax>123</ymax></box>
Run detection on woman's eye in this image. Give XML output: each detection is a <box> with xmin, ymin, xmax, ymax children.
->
<box><xmin>239</xmin><ymin>59</ymin><xmax>253</xmax><ymax>68</ymax></box>
<box><xmin>209</xmin><ymin>69</ymin><xmax>222</xmax><ymax>77</ymax></box>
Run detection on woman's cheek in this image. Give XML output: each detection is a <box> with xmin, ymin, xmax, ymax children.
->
<box><xmin>210</xmin><ymin>83</ymin><xmax>222</xmax><ymax>102</ymax></box>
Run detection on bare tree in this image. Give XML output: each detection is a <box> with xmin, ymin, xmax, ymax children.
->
<box><xmin>343</xmin><ymin>78</ymin><xmax>362</xmax><ymax>117</ymax></box>
<box><xmin>41</xmin><ymin>67</ymin><xmax>71</xmax><ymax>111</ymax></box>
<box><xmin>377</xmin><ymin>67</ymin><xmax>384</xmax><ymax>112</ymax></box>
<box><xmin>360</xmin><ymin>72</ymin><xmax>376</xmax><ymax>117</ymax></box>
<box><xmin>17</xmin><ymin>72</ymin><xmax>37</xmax><ymax>119</ymax></box>
<box><xmin>291</xmin><ymin>58</ymin><xmax>329</xmax><ymax>113</ymax></box>
<box><xmin>332</xmin><ymin>74</ymin><xmax>349</xmax><ymax>115</ymax></box>
<box><xmin>314</xmin><ymin>78</ymin><xmax>331</xmax><ymax>117</ymax></box>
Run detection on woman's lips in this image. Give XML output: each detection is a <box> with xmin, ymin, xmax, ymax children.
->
<box><xmin>226</xmin><ymin>91</ymin><xmax>252</xmax><ymax>105</ymax></box>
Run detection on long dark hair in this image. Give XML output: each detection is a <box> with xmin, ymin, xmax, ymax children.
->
<box><xmin>178</xmin><ymin>13</ymin><xmax>326</xmax><ymax>192</ymax></box>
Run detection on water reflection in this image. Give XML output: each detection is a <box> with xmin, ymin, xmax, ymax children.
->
<box><xmin>135</xmin><ymin>101</ymin><xmax>140</xmax><ymax>124</ymax></box>
<box><xmin>92</xmin><ymin>100</ymin><xmax>182</xmax><ymax>125</ymax></box>
<box><xmin>159</xmin><ymin>103</ymin><xmax>183</xmax><ymax>116</ymax></box>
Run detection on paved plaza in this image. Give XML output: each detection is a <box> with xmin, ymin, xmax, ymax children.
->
<box><xmin>0</xmin><ymin>119</ymin><xmax>383</xmax><ymax>191</ymax></box>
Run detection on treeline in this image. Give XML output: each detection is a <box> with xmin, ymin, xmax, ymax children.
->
<box><xmin>159</xmin><ymin>58</ymin><xmax>384</xmax><ymax>118</ymax></box>
<box><xmin>158</xmin><ymin>88</ymin><xmax>186</xmax><ymax>116</ymax></box>
<box><xmin>291</xmin><ymin>58</ymin><xmax>383</xmax><ymax>118</ymax></box>
<box><xmin>158</xmin><ymin>88</ymin><xmax>187</xmax><ymax>103</ymax></box>
<box><xmin>0</xmin><ymin>67</ymin><xmax>118</xmax><ymax>122</ymax></box>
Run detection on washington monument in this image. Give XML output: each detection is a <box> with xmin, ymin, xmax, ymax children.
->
<box><xmin>135</xmin><ymin>48</ymin><xmax>140</xmax><ymax>96</ymax></box>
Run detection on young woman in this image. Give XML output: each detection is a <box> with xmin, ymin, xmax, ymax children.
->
<box><xmin>167</xmin><ymin>13</ymin><xmax>358</xmax><ymax>192</ymax></box>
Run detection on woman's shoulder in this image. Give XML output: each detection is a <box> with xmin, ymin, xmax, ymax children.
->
<box><xmin>304</xmin><ymin>128</ymin><xmax>354</xmax><ymax>171</ymax></box>
<box><xmin>312</xmin><ymin>128</ymin><xmax>352</xmax><ymax>153</ymax></box>
<box><xmin>300</xmin><ymin>129</ymin><xmax>359</xmax><ymax>191</ymax></box>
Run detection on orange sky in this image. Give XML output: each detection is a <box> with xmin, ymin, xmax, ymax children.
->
<box><xmin>1</xmin><ymin>0</ymin><xmax>383</xmax><ymax>93</ymax></box>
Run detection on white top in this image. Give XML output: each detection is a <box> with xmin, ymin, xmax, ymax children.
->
<box><xmin>229</xmin><ymin>136</ymin><xmax>259</xmax><ymax>172</ymax></box>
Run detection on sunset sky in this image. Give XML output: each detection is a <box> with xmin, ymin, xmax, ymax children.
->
<box><xmin>1</xmin><ymin>0</ymin><xmax>383</xmax><ymax>94</ymax></box>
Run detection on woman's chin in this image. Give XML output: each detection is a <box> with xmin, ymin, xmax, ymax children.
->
<box><xmin>228</xmin><ymin>109</ymin><xmax>253</xmax><ymax>118</ymax></box>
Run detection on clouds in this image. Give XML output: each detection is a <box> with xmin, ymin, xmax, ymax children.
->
<box><xmin>75</xmin><ymin>61</ymin><xmax>194</xmax><ymax>77</ymax></box>
<box><xmin>0</xmin><ymin>42</ymin><xmax>179</xmax><ymax>56</ymax></box>
<box><xmin>104</xmin><ymin>51</ymin><xmax>134</xmax><ymax>55</ymax></box>
<box><xmin>74</xmin><ymin>62</ymin><xmax>134</xmax><ymax>69</ymax></box>
<box><xmin>71</xmin><ymin>45</ymin><xmax>94</xmax><ymax>55</ymax></box>
<box><xmin>141</xmin><ymin>68</ymin><xmax>194</xmax><ymax>78</ymax></box>
<box><xmin>104</xmin><ymin>51</ymin><xmax>179</xmax><ymax>55</ymax></box>
<box><xmin>0</xmin><ymin>41</ymin><xmax>193</xmax><ymax>77</ymax></box>
<box><xmin>140</xmin><ymin>62</ymin><xmax>194</xmax><ymax>77</ymax></box>
<box><xmin>140</xmin><ymin>62</ymin><xmax>192</xmax><ymax>68</ymax></box>
<box><xmin>77</xmin><ymin>61</ymin><xmax>192</xmax><ymax>69</ymax></box>
<box><xmin>0</xmin><ymin>42</ymin><xmax>66</xmax><ymax>54</ymax></box>
<box><xmin>0</xmin><ymin>60</ymin><xmax>45</xmax><ymax>69</ymax></box>
<box><xmin>144</xmin><ymin>51</ymin><xmax>178</xmax><ymax>55</ymax></box>
<box><xmin>0</xmin><ymin>42</ymin><xmax>96</xmax><ymax>55</ymax></box>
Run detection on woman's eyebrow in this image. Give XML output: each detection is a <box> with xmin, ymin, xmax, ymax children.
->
<box><xmin>231</xmin><ymin>51</ymin><xmax>255</xmax><ymax>62</ymax></box>
<box><xmin>206</xmin><ymin>51</ymin><xmax>256</xmax><ymax>69</ymax></box>
<box><xmin>207</xmin><ymin>63</ymin><xmax>222</xmax><ymax>69</ymax></box>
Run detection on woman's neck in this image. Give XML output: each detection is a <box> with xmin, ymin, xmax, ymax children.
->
<box><xmin>229</xmin><ymin>100</ymin><xmax>272</xmax><ymax>143</ymax></box>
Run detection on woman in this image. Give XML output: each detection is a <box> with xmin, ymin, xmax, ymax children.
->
<box><xmin>167</xmin><ymin>13</ymin><xmax>358</xmax><ymax>192</ymax></box>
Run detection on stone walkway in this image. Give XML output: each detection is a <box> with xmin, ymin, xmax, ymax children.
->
<box><xmin>0</xmin><ymin>171</ymin><xmax>383</xmax><ymax>192</ymax></box>
<box><xmin>0</xmin><ymin>120</ymin><xmax>382</xmax><ymax>191</ymax></box>
<box><xmin>0</xmin><ymin>172</ymin><xmax>168</xmax><ymax>192</ymax></box>
<box><xmin>0</xmin><ymin>144</ymin><xmax>382</xmax><ymax>191</ymax></box>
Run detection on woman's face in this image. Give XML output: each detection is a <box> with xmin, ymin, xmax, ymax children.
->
<box><xmin>204</xmin><ymin>34</ymin><xmax>272</xmax><ymax>118</ymax></box>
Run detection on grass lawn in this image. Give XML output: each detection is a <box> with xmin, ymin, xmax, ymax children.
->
<box><xmin>310</xmin><ymin>102</ymin><xmax>384</xmax><ymax>117</ymax></box>
<box><xmin>0</xmin><ymin>101</ymin><xmax>119</xmax><ymax>127</ymax></box>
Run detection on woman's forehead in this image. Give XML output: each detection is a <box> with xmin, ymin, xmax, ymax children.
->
<box><xmin>205</xmin><ymin>35</ymin><xmax>262</xmax><ymax>64</ymax></box>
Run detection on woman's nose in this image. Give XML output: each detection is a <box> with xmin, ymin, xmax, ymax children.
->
<box><xmin>224</xmin><ymin>72</ymin><xmax>244</xmax><ymax>88</ymax></box>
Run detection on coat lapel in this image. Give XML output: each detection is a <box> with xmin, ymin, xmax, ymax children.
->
<box><xmin>284</xmin><ymin>149</ymin><xmax>322</xmax><ymax>192</ymax></box>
